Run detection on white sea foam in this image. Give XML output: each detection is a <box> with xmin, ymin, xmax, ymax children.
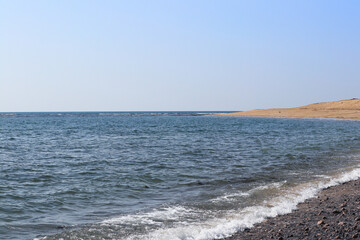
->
<box><xmin>210</xmin><ymin>181</ymin><xmax>287</xmax><ymax>203</ymax></box>
<box><xmin>34</xmin><ymin>166</ymin><xmax>360</xmax><ymax>240</ymax></box>
<box><xmin>119</xmin><ymin>166</ymin><xmax>360</xmax><ymax>240</ymax></box>
<box><xmin>101</xmin><ymin>206</ymin><xmax>196</xmax><ymax>225</ymax></box>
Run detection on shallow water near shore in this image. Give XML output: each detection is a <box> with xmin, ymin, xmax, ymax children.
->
<box><xmin>1</xmin><ymin>112</ymin><xmax>360</xmax><ymax>240</ymax></box>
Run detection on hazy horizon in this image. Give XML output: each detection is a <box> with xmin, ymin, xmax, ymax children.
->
<box><xmin>1</xmin><ymin>0</ymin><xmax>359</xmax><ymax>112</ymax></box>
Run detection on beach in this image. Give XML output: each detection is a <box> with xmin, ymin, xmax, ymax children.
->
<box><xmin>216</xmin><ymin>99</ymin><xmax>360</xmax><ymax>120</ymax></box>
<box><xmin>224</xmin><ymin>179</ymin><xmax>360</xmax><ymax>240</ymax></box>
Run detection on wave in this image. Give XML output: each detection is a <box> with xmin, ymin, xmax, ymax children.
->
<box><xmin>98</xmin><ymin>166</ymin><xmax>360</xmax><ymax>240</ymax></box>
<box><xmin>209</xmin><ymin>181</ymin><xmax>287</xmax><ymax>203</ymax></box>
<box><xmin>101</xmin><ymin>206</ymin><xmax>196</xmax><ymax>226</ymax></box>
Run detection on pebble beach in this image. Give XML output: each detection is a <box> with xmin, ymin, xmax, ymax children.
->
<box><xmin>224</xmin><ymin>179</ymin><xmax>360</xmax><ymax>240</ymax></box>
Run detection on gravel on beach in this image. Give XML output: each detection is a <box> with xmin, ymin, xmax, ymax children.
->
<box><xmin>224</xmin><ymin>179</ymin><xmax>360</xmax><ymax>240</ymax></box>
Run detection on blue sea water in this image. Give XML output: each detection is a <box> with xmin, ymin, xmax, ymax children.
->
<box><xmin>1</xmin><ymin>112</ymin><xmax>360</xmax><ymax>240</ymax></box>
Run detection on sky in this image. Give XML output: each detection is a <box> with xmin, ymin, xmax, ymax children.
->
<box><xmin>1</xmin><ymin>0</ymin><xmax>359</xmax><ymax>112</ymax></box>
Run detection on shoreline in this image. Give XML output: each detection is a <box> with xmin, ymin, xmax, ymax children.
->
<box><xmin>214</xmin><ymin>99</ymin><xmax>360</xmax><ymax>120</ymax></box>
<box><xmin>221</xmin><ymin>178</ymin><xmax>360</xmax><ymax>240</ymax></box>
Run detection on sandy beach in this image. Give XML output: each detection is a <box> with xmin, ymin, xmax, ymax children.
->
<box><xmin>223</xmin><ymin>179</ymin><xmax>360</xmax><ymax>240</ymax></box>
<box><xmin>216</xmin><ymin>99</ymin><xmax>360</xmax><ymax>120</ymax></box>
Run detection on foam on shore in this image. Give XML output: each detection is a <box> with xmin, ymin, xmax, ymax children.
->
<box><xmin>99</xmin><ymin>166</ymin><xmax>360</xmax><ymax>240</ymax></box>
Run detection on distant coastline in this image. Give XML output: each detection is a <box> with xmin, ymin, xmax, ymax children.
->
<box><xmin>214</xmin><ymin>99</ymin><xmax>360</xmax><ymax>120</ymax></box>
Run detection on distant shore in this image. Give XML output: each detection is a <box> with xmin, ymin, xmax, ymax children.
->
<box><xmin>222</xmin><ymin>178</ymin><xmax>360</xmax><ymax>240</ymax></box>
<box><xmin>214</xmin><ymin>99</ymin><xmax>360</xmax><ymax>119</ymax></box>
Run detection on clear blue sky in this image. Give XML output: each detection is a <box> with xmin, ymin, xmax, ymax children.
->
<box><xmin>1</xmin><ymin>0</ymin><xmax>359</xmax><ymax>112</ymax></box>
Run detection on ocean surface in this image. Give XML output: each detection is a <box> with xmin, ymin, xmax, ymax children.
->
<box><xmin>1</xmin><ymin>112</ymin><xmax>360</xmax><ymax>240</ymax></box>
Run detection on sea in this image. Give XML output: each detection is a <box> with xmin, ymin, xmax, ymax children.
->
<box><xmin>1</xmin><ymin>112</ymin><xmax>360</xmax><ymax>240</ymax></box>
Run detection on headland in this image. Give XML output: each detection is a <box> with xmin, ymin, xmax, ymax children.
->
<box><xmin>216</xmin><ymin>99</ymin><xmax>360</xmax><ymax>119</ymax></box>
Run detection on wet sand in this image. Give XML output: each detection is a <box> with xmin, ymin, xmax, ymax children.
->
<box><xmin>223</xmin><ymin>179</ymin><xmax>360</xmax><ymax>240</ymax></box>
<box><xmin>216</xmin><ymin>99</ymin><xmax>360</xmax><ymax>120</ymax></box>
